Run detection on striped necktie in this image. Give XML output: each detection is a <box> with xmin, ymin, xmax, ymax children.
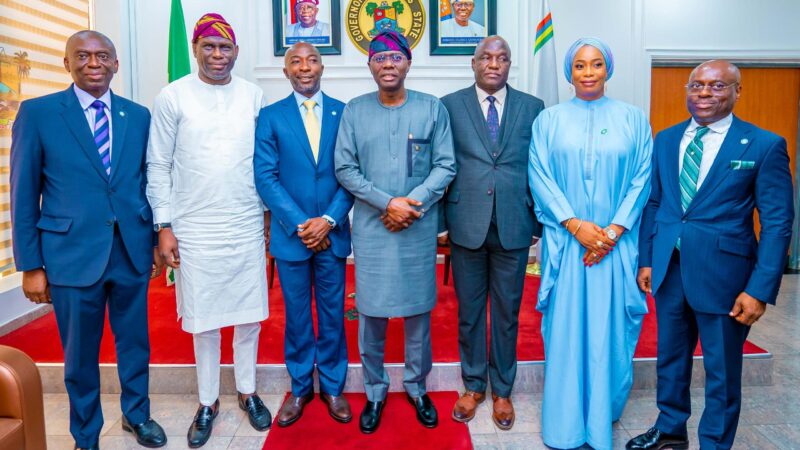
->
<box><xmin>91</xmin><ymin>100</ymin><xmax>111</xmax><ymax>176</ymax></box>
<box><xmin>303</xmin><ymin>99</ymin><xmax>320</xmax><ymax>162</ymax></box>
<box><xmin>679</xmin><ymin>126</ymin><xmax>709</xmax><ymax>211</ymax></box>
<box><xmin>486</xmin><ymin>95</ymin><xmax>500</xmax><ymax>144</ymax></box>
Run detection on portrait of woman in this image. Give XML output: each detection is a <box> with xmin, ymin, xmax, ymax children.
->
<box><xmin>527</xmin><ymin>37</ymin><xmax>653</xmax><ymax>450</ymax></box>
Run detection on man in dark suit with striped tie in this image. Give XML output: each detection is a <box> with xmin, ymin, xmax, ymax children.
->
<box><xmin>440</xmin><ymin>36</ymin><xmax>544</xmax><ymax>430</ymax></box>
<box><xmin>10</xmin><ymin>31</ymin><xmax>166</xmax><ymax>450</ymax></box>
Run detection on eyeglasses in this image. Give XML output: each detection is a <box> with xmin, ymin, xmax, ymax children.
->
<box><xmin>371</xmin><ymin>53</ymin><xmax>406</xmax><ymax>64</ymax></box>
<box><xmin>685</xmin><ymin>82</ymin><xmax>738</xmax><ymax>94</ymax></box>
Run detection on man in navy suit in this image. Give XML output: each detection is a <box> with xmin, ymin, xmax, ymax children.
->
<box><xmin>10</xmin><ymin>31</ymin><xmax>167</xmax><ymax>449</ymax></box>
<box><xmin>628</xmin><ymin>60</ymin><xmax>794</xmax><ymax>450</ymax></box>
<box><xmin>254</xmin><ymin>42</ymin><xmax>354</xmax><ymax>427</ymax></box>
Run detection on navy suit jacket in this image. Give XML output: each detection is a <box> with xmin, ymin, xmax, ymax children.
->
<box><xmin>639</xmin><ymin>116</ymin><xmax>794</xmax><ymax>313</ymax></box>
<box><xmin>10</xmin><ymin>87</ymin><xmax>154</xmax><ymax>287</ymax></box>
<box><xmin>254</xmin><ymin>92</ymin><xmax>353</xmax><ymax>261</ymax></box>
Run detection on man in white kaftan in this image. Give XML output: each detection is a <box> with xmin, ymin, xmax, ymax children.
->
<box><xmin>146</xmin><ymin>13</ymin><xmax>271</xmax><ymax>448</ymax></box>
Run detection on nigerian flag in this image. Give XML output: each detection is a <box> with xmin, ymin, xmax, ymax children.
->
<box><xmin>532</xmin><ymin>0</ymin><xmax>559</xmax><ymax>107</ymax></box>
<box><xmin>168</xmin><ymin>0</ymin><xmax>190</xmax><ymax>83</ymax></box>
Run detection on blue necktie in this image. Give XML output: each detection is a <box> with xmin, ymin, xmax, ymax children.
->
<box><xmin>486</xmin><ymin>95</ymin><xmax>499</xmax><ymax>144</ymax></box>
<box><xmin>91</xmin><ymin>100</ymin><xmax>111</xmax><ymax>176</ymax></box>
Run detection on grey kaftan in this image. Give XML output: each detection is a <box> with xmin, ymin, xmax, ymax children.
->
<box><xmin>334</xmin><ymin>90</ymin><xmax>456</xmax><ymax>317</ymax></box>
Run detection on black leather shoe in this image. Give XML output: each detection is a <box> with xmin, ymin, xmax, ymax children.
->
<box><xmin>359</xmin><ymin>400</ymin><xmax>385</xmax><ymax>434</ymax></box>
<box><xmin>406</xmin><ymin>393</ymin><xmax>438</xmax><ymax>428</ymax></box>
<box><xmin>238</xmin><ymin>392</ymin><xmax>272</xmax><ymax>431</ymax></box>
<box><xmin>187</xmin><ymin>399</ymin><xmax>219</xmax><ymax>448</ymax></box>
<box><xmin>74</xmin><ymin>445</ymin><xmax>99</xmax><ymax>450</ymax></box>
<box><xmin>627</xmin><ymin>427</ymin><xmax>689</xmax><ymax>449</ymax></box>
<box><xmin>121</xmin><ymin>416</ymin><xmax>167</xmax><ymax>448</ymax></box>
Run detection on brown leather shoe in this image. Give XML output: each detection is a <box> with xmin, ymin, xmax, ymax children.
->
<box><xmin>491</xmin><ymin>393</ymin><xmax>515</xmax><ymax>430</ymax></box>
<box><xmin>320</xmin><ymin>393</ymin><xmax>353</xmax><ymax>423</ymax></box>
<box><xmin>451</xmin><ymin>390</ymin><xmax>486</xmax><ymax>423</ymax></box>
<box><xmin>277</xmin><ymin>393</ymin><xmax>314</xmax><ymax>427</ymax></box>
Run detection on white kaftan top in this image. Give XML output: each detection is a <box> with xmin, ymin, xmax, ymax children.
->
<box><xmin>146</xmin><ymin>74</ymin><xmax>269</xmax><ymax>333</ymax></box>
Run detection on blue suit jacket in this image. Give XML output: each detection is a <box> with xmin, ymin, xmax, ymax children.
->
<box><xmin>254</xmin><ymin>92</ymin><xmax>353</xmax><ymax>261</ymax></box>
<box><xmin>10</xmin><ymin>87</ymin><xmax>154</xmax><ymax>287</ymax></box>
<box><xmin>639</xmin><ymin>116</ymin><xmax>794</xmax><ymax>313</ymax></box>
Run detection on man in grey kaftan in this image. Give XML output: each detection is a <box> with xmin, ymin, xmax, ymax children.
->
<box><xmin>334</xmin><ymin>30</ymin><xmax>456</xmax><ymax>433</ymax></box>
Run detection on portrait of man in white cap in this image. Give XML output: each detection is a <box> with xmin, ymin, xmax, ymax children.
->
<box><xmin>440</xmin><ymin>0</ymin><xmax>486</xmax><ymax>42</ymax></box>
<box><xmin>286</xmin><ymin>0</ymin><xmax>331</xmax><ymax>41</ymax></box>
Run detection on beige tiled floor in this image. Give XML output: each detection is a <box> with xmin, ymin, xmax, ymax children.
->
<box><xmin>43</xmin><ymin>276</ymin><xmax>799</xmax><ymax>449</ymax></box>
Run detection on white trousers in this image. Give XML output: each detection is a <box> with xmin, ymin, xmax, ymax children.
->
<box><xmin>193</xmin><ymin>322</ymin><xmax>261</xmax><ymax>406</ymax></box>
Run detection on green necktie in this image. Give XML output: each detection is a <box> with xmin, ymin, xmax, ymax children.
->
<box><xmin>679</xmin><ymin>126</ymin><xmax>709</xmax><ymax>211</ymax></box>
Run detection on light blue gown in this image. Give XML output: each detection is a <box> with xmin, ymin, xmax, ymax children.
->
<box><xmin>528</xmin><ymin>96</ymin><xmax>652</xmax><ymax>450</ymax></box>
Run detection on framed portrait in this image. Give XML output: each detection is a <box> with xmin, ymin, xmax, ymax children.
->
<box><xmin>273</xmin><ymin>0</ymin><xmax>342</xmax><ymax>55</ymax></box>
<box><xmin>429</xmin><ymin>0</ymin><xmax>496</xmax><ymax>55</ymax></box>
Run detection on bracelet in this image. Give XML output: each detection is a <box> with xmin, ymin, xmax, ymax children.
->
<box><xmin>571</xmin><ymin>220</ymin><xmax>583</xmax><ymax>236</ymax></box>
<box><xmin>564</xmin><ymin>218</ymin><xmax>574</xmax><ymax>231</ymax></box>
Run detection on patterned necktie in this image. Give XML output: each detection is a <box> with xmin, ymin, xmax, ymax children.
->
<box><xmin>303</xmin><ymin>99</ymin><xmax>320</xmax><ymax>162</ymax></box>
<box><xmin>486</xmin><ymin>95</ymin><xmax>499</xmax><ymax>144</ymax></box>
<box><xmin>679</xmin><ymin>126</ymin><xmax>710</xmax><ymax>211</ymax></box>
<box><xmin>91</xmin><ymin>100</ymin><xmax>111</xmax><ymax>176</ymax></box>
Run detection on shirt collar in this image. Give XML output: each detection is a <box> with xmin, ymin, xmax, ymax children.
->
<box><xmin>73</xmin><ymin>84</ymin><xmax>112</xmax><ymax>111</ymax></box>
<box><xmin>294</xmin><ymin>90</ymin><xmax>323</xmax><ymax>110</ymax></box>
<box><xmin>686</xmin><ymin>113</ymin><xmax>733</xmax><ymax>135</ymax></box>
<box><xmin>475</xmin><ymin>84</ymin><xmax>507</xmax><ymax>106</ymax></box>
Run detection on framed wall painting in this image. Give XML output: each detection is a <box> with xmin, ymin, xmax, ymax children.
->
<box><xmin>430</xmin><ymin>0</ymin><xmax>496</xmax><ymax>55</ymax></box>
<box><xmin>273</xmin><ymin>0</ymin><xmax>342</xmax><ymax>55</ymax></box>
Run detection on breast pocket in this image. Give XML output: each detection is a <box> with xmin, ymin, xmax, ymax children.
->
<box><xmin>407</xmin><ymin>139</ymin><xmax>432</xmax><ymax>177</ymax></box>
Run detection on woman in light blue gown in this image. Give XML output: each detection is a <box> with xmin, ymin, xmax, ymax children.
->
<box><xmin>527</xmin><ymin>38</ymin><xmax>653</xmax><ymax>450</ymax></box>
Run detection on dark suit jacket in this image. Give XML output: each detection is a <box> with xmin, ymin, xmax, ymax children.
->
<box><xmin>440</xmin><ymin>84</ymin><xmax>544</xmax><ymax>250</ymax></box>
<box><xmin>10</xmin><ymin>86</ymin><xmax>154</xmax><ymax>287</ymax></box>
<box><xmin>254</xmin><ymin>92</ymin><xmax>353</xmax><ymax>261</ymax></box>
<box><xmin>639</xmin><ymin>115</ymin><xmax>794</xmax><ymax>313</ymax></box>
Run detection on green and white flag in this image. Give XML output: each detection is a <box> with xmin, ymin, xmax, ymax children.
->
<box><xmin>168</xmin><ymin>0</ymin><xmax>191</xmax><ymax>83</ymax></box>
<box><xmin>532</xmin><ymin>0</ymin><xmax>559</xmax><ymax>107</ymax></box>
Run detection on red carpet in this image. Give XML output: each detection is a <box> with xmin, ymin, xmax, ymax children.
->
<box><xmin>263</xmin><ymin>391</ymin><xmax>472</xmax><ymax>450</ymax></box>
<box><xmin>0</xmin><ymin>265</ymin><xmax>767</xmax><ymax>363</ymax></box>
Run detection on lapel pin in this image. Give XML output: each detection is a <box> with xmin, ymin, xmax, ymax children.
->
<box><xmin>600</xmin><ymin>129</ymin><xmax>608</xmax><ymax>135</ymax></box>
<box><xmin>119</xmin><ymin>111</ymin><xmax>126</xmax><ymax>117</ymax></box>
<box><xmin>332</xmin><ymin>111</ymin><xmax>337</xmax><ymax>116</ymax></box>
<box><xmin>740</xmin><ymin>138</ymin><xmax>748</xmax><ymax>145</ymax></box>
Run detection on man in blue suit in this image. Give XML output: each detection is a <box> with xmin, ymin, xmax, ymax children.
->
<box><xmin>628</xmin><ymin>60</ymin><xmax>794</xmax><ymax>450</ymax></box>
<box><xmin>254</xmin><ymin>42</ymin><xmax>353</xmax><ymax>427</ymax></box>
<box><xmin>10</xmin><ymin>31</ymin><xmax>167</xmax><ymax>449</ymax></box>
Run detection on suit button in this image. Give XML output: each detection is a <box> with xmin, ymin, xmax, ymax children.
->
<box><xmin>494</xmin><ymin>165</ymin><xmax>499</xmax><ymax>170</ymax></box>
<box><xmin>681</xmin><ymin>219</ymin><xmax>687</xmax><ymax>223</ymax></box>
<box><xmin>106</xmin><ymin>220</ymin><xmax>114</xmax><ymax>226</ymax></box>
<box><xmin>492</xmin><ymin>152</ymin><xmax>498</xmax><ymax>158</ymax></box>
<box><xmin>487</xmin><ymin>189</ymin><xmax>494</xmax><ymax>195</ymax></box>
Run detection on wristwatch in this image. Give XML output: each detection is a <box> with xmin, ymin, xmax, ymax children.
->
<box><xmin>323</xmin><ymin>216</ymin><xmax>336</xmax><ymax>229</ymax></box>
<box><xmin>603</xmin><ymin>226</ymin><xmax>619</xmax><ymax>242</ymax></box>
<box><xmin>154</xmin><ymin>222</ymin><xmax>171</xmax><ymax>232</ymax></box>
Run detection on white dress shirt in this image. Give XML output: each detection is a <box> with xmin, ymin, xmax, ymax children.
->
<box><xmin>476</xmin><ymin>84</ymin><xmax>507</xmax><ymax>125</ymax></box>
<box><xmin>73</xmin><ymin>84</ymin><xmax>113</xmax><ymax>159</ymax></box>
<box><xmin>678</xmin><ymin>114</ymin><xmax>733</xmax><ymax>189</ymax></box>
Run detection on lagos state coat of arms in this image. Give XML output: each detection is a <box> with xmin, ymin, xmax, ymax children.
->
<box><xmin>345</xmin><ymin>0</ymin><xmax>426</xmax><ymax>55</ymax></box>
